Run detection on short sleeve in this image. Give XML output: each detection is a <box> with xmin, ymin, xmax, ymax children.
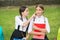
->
<box><xmin>28</xmin><ymin>19</ymin><xmax>34</xmax><ymax>33</ymax></box>
<box><xmin>45</xmin><ymin>18</ymin><xmax>50</xmax><ymax>33</ymax></box>
<box><xmin>15</xmin><ymin>16</ymin><xmax>23</xmax><ymax>29</ymax></box>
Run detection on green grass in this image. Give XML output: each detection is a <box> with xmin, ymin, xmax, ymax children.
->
<box><xmin>57</xmin><ymin>28</ymin><xmax>60</xmax><ymax>40</ymax></box>
<box><xmin>0</xmin><ymin>5</ymin><xmax>60</xmax><ymax>40</ymax></box>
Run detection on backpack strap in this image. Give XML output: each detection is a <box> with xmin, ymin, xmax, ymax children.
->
<box><xmin>25</xmin><ymin>23</ymin><xmax>30</xmax><ymax>32</ymax></box>
<box><xmin>44</xmin><ymin>17</ymin><xmax>46</xmax><ymax>23</ymax></box>
<box><xmin>18</xmin><ymin>16</ymin><xmax>29</xmax><ymax>32</ymax></box>
<box><xmin>17</xmin><ymin>17</ymin><xmax>23</xmax><ymax>30</ymax></box>
<box><xmin>33</xmin><ymin>17</ymin><xmax>35</xmax><ymax>21</ymax></box>
<box><xmin>17</xmin><ymin>25</ymin><xmax>20</xmax><ymax>31</ymax></box>
<box><xmin>33</xmin><ymin>16</ymin><xmax>46</xmax><ymax>23</ymax></box>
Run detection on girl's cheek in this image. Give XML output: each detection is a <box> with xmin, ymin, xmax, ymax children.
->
<box><xmin>26</xmin><ymin>12</ymin><xmax>29</xmax><ymax>16</ymax></box>
<box><xmin>27</xmin><ymin>13</ymin><xmax>28</xmax><ymax>16</ymax></box>
<box><xmin>39</xmin><ymin>11</ymin><xmax>43</xmax><ymax>13</ymax></box>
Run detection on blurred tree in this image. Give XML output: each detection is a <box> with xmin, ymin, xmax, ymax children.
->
<box><xmin>0</xmin><ymin>0</ymin><xmax>60</xmax><ymax>6</ymax></box>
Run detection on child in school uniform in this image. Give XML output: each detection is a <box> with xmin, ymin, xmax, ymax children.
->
<box><xmin>28</xmin><ymin>4</ymin><xmax>50</xmax><ymax>40</ymax></box>
<box><xmin>14</xmin><ymin>6</ymin><xmax>36</xmax><ymax>40</ymax></box>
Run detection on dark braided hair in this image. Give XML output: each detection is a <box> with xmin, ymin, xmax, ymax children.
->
<box><xmin>19</xmin><ymin>6</ymin><xmax>27</xmax><ymax>21</ymax></box>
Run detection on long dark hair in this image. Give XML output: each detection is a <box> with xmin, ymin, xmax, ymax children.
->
<box><xmin>19</xmin><ymin>6</ymin><xmax>27</xmax><ymax>21</ymax></box>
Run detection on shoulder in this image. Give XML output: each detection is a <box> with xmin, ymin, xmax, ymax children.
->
<box><xmin>43</xmin><ymin>16</ymin><xmax>48</xmax><ymax>21</ymax></box>
<box><xmin>44</xmin><ymin>17</ymin><xmax>49</xmax><ymax>22</ymax></box>
<box><xmin>45</xmin><ymin>17</ymin><xmax>48</xmax><ymax>20</ymax></box>
<box><xmin>15</xmin><ymin>16</ymin><xmax>22</xmax><ymax>21</ymax></box>
<box><xmin>15</xmin><ymin>16</ymin><xmax>21</xmax><ymax>19</ymax></box>
<box><xmin>29</xmin><ymin>18</ymin><xmax>34</xmax><ymax>23</ymax></box>
<box><xmin>15</xmin><ymin>16</ymin><xmax>20</xmax><ymax>18</ymax></box>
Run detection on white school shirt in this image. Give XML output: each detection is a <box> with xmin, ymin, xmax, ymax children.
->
<box><xmin>28</xmin><ymin>15</ymin><xmax>50</xmax><ymax>33</ymax></box>
<box><xmin>15</xmin><ymin>16</ymin><xmax>27</xmax><ymax>32</ymax></box>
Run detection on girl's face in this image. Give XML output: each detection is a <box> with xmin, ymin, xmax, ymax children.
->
<box><xmin>22</xmin><ymin>8</ymin><xmax>29</xmax><ymax>17</ymax></box>
<box><xmin>35</xmin><ymin>6</ymin><xmax>44</xmax><ymax>16</ymax></box>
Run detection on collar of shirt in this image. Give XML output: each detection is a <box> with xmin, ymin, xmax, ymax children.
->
<box><xmin>34</xmin><ymin>15</ymin><xmax>45</xmax><ymax>24</ymax></box>
<box><xmin>19</xmin><ymin>16</ymin><xmax>27</xmax><ymax>22</ymax></box>
<box><xmin>36</xmin><ymin>15</ymin><xmax>44</xmax><ymax>18</ymax></box>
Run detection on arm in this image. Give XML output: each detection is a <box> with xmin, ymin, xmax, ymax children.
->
<box><xmin>15</xmin><ymin>13</ymin><xmax>36</xmax><ymax>28</ymax></box>
<box><xmin>29</xmin><ymin>31</ymin><xmax>45</xmax><ymax>36</ymax></box>
<box><xmin>26</xmin><ymin>34</ymin><xmax>30</xmax><ymax>40</ymax></box>
<box><xmin>33</xmin><ymin>18</ymin><xmax>50</xmax><ymax>33</ymax></box>
<box><xmin>22</xmin><ymin>14</ymin><xmax>35</xmax><ymax>27</ymax></box>
<box><xmin>28</xmin><ymin>22</ymin><xmax>45</xmax><ymax>36</ymax></box>
<box><xmin>26</xmin><ymin>31</ymin><xmax>45</xmax><ymax>40</ymax></box>
<box><xmin>45</xmin><ymin>18</ymin><xmax>50</xmax><ymax>33</ymax></box>
<box><xmin>33</xmin><ymin>25</ymin><xmax>47</xmax><ymax>33</ymax></box>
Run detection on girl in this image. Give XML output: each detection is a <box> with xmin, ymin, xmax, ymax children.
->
<box><xmin>28</xmin><ymin>4</ymin><xmax>50</xmax><ymax>40</ymax></box>
<box><xmin>14</xmin><ymin>6</ymin><xmax>35</xmax><ymax>40</ymax></box>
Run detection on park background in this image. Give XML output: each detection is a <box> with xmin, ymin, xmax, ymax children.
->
<box><xmin>0</xmin><ymin>0</ymin><xmax>60</xmax><ymax>40</ymax></box>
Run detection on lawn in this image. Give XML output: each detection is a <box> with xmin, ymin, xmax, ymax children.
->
<box><xmin>0</xmin><ymin>5</ymin><xmax>60</xmax><ymax>40</ymax></box>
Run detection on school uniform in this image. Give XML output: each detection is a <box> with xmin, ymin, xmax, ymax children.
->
<box><xmin>14</xmin><ymin>16</ymin><xmax>28</xmax><ymax>40</ymax></box>
<box><xmin>28</xmin><ymin>15</ymin><xmax>50</xmax><ymax>40</ymax></box>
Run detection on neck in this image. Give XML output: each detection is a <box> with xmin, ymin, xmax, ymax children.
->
<box><xmin>37</xmin><ymin>15</ymin><xmax>43</xmax><ymax>18</ymax></box>
<box><xmin>38</xmin><ymin>15</ymin><xmax>40</xmax><ymax>17</ymax></box>
<box><xmin>37</xmin><ymin>15</ymin><xmax>41</xmax><ymax>18</ymax></box>
<box><xmin>22</xmin><ymin>15</ymin><xmax>26</xmax><ymax>18</ymax></box>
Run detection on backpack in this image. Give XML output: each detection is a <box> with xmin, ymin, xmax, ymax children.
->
<box><xmin>10</xmin><ymin>17</ymin><xmax>29</xmax><ymax>40</ymax></box>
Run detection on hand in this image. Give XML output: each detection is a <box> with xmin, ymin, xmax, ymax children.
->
<box><xmin>31</xmin><ymin>13</ymin><xmax>36</xmax><ymax>18</ymax></box>
<box><xmin>26</xmin><ymin>34</ymin><xmax>30</xmax><ymax>40</ymax></box>
<box><xmin>40</xmin><ymin>32</ymin><xmax>45</xmax><ymax>36</ymax></box>
<box><xmin>33</xmin><ymin>25</ymin><xmax>47</xmax><ymax>33</ymax></box>
<box><xmin>41</xmin><ymin>29</ymin><xmax>47</xmax><ymax>33</ymax></box>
